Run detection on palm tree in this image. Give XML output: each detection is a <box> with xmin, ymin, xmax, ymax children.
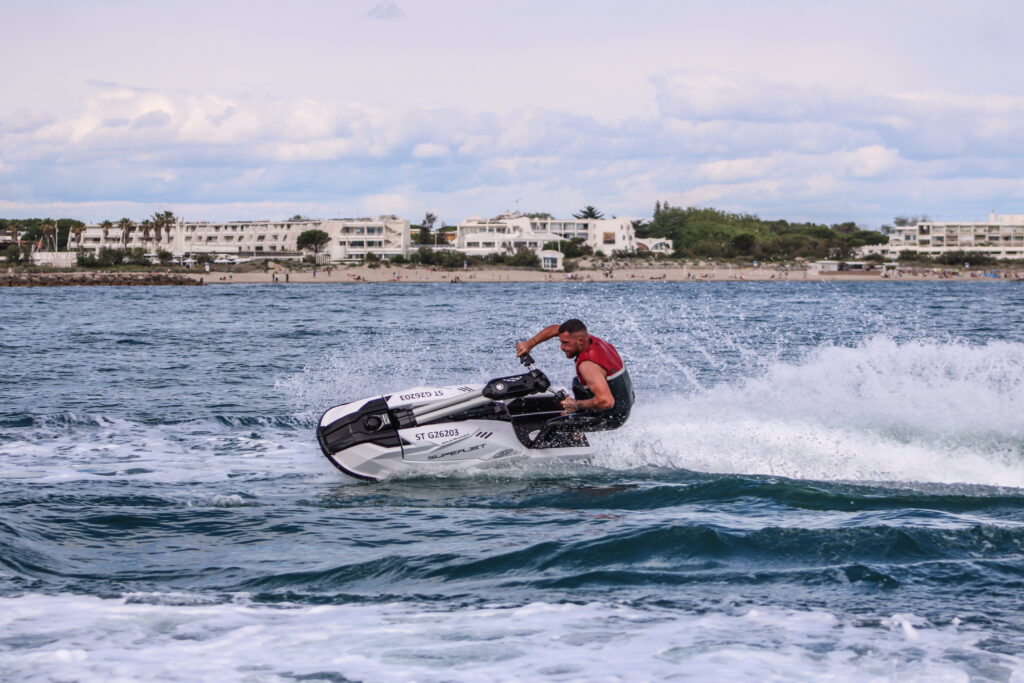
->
<box><xmin>71</xmin><ymin>223</ymin><xmax>85</xmax><ymax>249</ymax></box>
<box><xmin>119</xmin><ymin>218</ymin><xmax>134</xmax><ymax>248</ymax></box>
<box><xmin>140</xmin><ymin>219</ymin><xmax>153</xmax><ymax>246</ymax></box>
<box><xmin>40</xmin><ymin>220</ymin><xmax>56</xmax><ymax>251</ymax></box>
<box><xmin>100</xmin><ymin>220</ymin><xmax>113</xmax><ymax>245</ymax></box>
<box><xmin>573</xmin><ymin>206</ymin><xmax>604</xmax><ymax>220</ymax></box>
<box><xmin>163</xmin><ymin>211</ymin><xmax>176</xmax><ymax>243</ymax></box>
<box><xmin>152</xmin><ymin>211</ymin><xmax>176</xmax><ymax>245</ymax></box>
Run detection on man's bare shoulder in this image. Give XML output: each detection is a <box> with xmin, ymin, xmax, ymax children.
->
<box><xmin>577</xmin><ymin>359</ymin><xmax>608</xmax><ymax>377</ymax></box>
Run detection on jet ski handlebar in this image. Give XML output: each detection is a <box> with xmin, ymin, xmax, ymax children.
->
<box><xmin>518</xmin><ymin>352</ymin><xmax>565</xmax><ymax>400</ymax></box>
<box><xmin>517</xmin><ymin>352</ymin><xmax>567</xmax><ymax>400</ymax></box>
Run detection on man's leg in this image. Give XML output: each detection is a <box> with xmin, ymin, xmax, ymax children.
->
<box><xmin>530</xmin><ymin>412</ymin><xmax>627</xmax><ymax>447</ymax></box>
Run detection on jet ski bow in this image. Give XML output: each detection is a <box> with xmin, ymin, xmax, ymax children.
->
<box><xmin>317</xmin><ymin>354</ymin><xmax>593</xmax><ymax>481</ymax></box>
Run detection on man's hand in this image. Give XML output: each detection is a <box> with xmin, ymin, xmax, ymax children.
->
<box><xmin>516</xmin><ymin>324</ymin><xmax>560</xmax><ymax>357</ymax></box>
<box><xmin>561</xmin><ymin>396</ymin><xmax>579</xmax><ymax>414</ymax></box>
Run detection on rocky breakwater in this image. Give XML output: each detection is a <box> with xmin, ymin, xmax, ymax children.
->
<box><xmin>1</xmin><ymin>271</ymin><xmax>203</xmax><ymax>287</ymax></box>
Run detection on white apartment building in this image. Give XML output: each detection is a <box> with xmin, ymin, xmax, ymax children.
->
<box><xmin>326</xmin><ymin>217</ymin><xmax>411</xmax><ymax>260</ymax></box>
<box><xmin>523</xmin><ymin>215</ymin><xmax>636</xmax><ymax>254</ymax></box>
<box><xmin>454</xmin><ymin>212</ymin><xmax>637</xmax><ymax>259</ymax></box>
<box><xmin>76</xmin><ymin>216</ymin><xmax>411</xmax><ymax>261</ymax></box>
<box><xmin>862</xmin><ymin>212</ymin><xmax>1024</xmax><ymax>260</ymax></box>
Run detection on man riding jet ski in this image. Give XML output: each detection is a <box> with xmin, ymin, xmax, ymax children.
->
<box><xmin>317</xmin><ymin>320</ymin><xmax>633</xmax><ymax>481</ymax></box>
<box><xmin>515</xmin><ymin>318</ymin><xmax>634</xmax><ymax>432</ymax></box>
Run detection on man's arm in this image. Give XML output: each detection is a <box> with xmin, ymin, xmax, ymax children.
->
<box><xmin>562</xmin><ymin>360</ymin><xmax>614</xmax><ymax>413</ymax></box>
<box><xmin>515</xmin><ymin>324</ymin><xmax>560</xmax><ymax>357</ymax></box>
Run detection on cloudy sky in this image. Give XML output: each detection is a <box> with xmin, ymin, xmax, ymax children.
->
<box><xmin>1</xmin><ymin>0</ymin><xmax>1022</xmax><ymax>227</ymax></box>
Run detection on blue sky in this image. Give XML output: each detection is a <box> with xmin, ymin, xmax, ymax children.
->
<box><xmin>1</xmin><ymin>0</ymin><xmax>1022</xmax><ymax>227</ymax></box>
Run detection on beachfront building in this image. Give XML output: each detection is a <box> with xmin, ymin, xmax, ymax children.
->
<box><xmin>524</xmin><ymin>215</ymin><xmax>637</xmax><ymax>254</ymax></box>
<box><xmin>327</xmin><ymin>217</ymin><xmax>411</xmax><ymax>260</ymax></box>
<box><xmin>538</xmin><ymin>249</ymin><xmax>564</xmax><ymax>271</ymax></box>
<box><xmin>0</xmin><ymin>229</ymin><xmax>17</xmax><ymax>250</ymax></box>
<box><xmin>77</xmin><ymin>216</ymin><xmax>412</xmax><ymax>262</ymax></box>
<box><xmin>861</xmin><ymin>212</ymin><xmax>1024</xmax><ymax>260</ymax></box>
<box><xmin>454</xmin><ymin>212</ymin><xmax>637</xmax><ymax>260</ymax></box>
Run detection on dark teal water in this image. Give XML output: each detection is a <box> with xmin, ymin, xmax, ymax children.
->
<box><xmin>1</xmin><ymin>282</ymin><xmax>1023</xmax><ymax>681</ymax></box>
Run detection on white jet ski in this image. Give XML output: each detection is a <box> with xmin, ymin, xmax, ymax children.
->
<box><xmin>317</xmin><ymin>354</ymin><xmax>592</xmax><ymax>481</ymax></box>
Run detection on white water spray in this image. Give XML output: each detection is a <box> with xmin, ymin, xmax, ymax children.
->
<box><xmin>599</xmin><ymin>337</ymin><xmax>1024</xmax><ymax>486</ymax></box>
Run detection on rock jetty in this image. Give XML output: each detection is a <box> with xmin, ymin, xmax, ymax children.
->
<box><xmin>1</xmin><ymin>272</ymin><xmax>203</xmax><ymax>287</ymax></box>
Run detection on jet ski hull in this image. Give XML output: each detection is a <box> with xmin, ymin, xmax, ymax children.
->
<box><xmin>317</xmin><ymin>373</ymin><xmax>592</xmax><ymax>481</ymax></box>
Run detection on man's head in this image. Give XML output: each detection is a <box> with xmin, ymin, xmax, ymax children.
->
<box><xmin>557</xmin><ymin>319</ymin><xmax>590</xmax><ymax>358</ymax></box>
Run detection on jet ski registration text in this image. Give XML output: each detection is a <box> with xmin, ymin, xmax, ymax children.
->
<box><xmin>416</xmin><ymin>429</ymin><xmax>460</xmax><ymax>440</ymax></box>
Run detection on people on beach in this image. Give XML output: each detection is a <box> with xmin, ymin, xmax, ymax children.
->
<box><xmin>515</xmin><ymin>319</ymin><xmax>634</xmax><ymax>432</ymax></box>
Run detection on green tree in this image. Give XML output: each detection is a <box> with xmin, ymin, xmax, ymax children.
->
<box><xmin>573</xmin><ymin>205</ymin><xmax>604</xmax><ymax>219</ymax></box>
<box><xmin>4</xmin><ymin>244</ymin><xmax>23</xmax><ymax>264</ymax></box>
<box><xmin>893</xmin><ymin>215</ymin><xmax>929</xmax><ymax>227</ymax></box>
<box><xmin>97</xmin><ymin>247</ymin><xmax>126</xmax><ymax>266</ymax></box>
<box><xmin>542</xmin><ymin>237</ymin><xmax>589</xmax><ymax>258</ymax></box>
<box><xmin>40</xmin><ymin>220</ymin><xmax>56</xmax><ymax>251</ymax></box>
<box><xmin>898</xmin><ymin>250</ymin><xmax>927</xmax><ymax>262</ymax></box>
<box><xmin>730</xmin><ymin>233</ymin><xmax>757</xmax><ymax>255</ymax></box>
<box><xmin>417</xmin><ymin>224</ymin><xmax>433</xmax><ymax>244</ymax></box>
<box><xmin>54</xmin><ymin>219</ymin><xmax>83</xmax><ymax>250</ymax></box>
<box><xmin>297</xmin><ymin>229</ymin><xmax>330</xmax><ymax>254</ymax></box>
<box><xmin>415</xmin><ymin>213</ymin><xmax>437</xmax><ymax>245</ymax></box>
<box><xmin>508</xmin><ymin>248</ymin><xmax>539</xmax><ymax>268</ymax></box>
<box><xmin>127</xmin><ymin>248</ymin><xmax>150</xmax><ymax>266</ymax></box>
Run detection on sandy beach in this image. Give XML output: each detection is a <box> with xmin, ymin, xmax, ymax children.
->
<box><xmin>192</xmin><ymin>262</ymin><xmax>1022</xmax><ymax>285</ymax></box>
<box><xmin>7</xmin><ymin>262</ymin><xmax>1020</xmax><ymax>287</ymax></box>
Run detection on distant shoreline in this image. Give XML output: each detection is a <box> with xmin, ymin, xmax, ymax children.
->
<box><xmin>4</xmin><ymin>263</ymin><xmax>1021</xmax><ymax>287</ymax></box>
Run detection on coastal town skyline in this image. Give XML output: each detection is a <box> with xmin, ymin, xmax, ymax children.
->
<box><xmin>2</xmin><ymin>1</ymin><xmax>1023</xmax><ymax>229</ymax></box>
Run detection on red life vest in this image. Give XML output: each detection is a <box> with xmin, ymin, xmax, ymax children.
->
<box><xmin>575</xmin><ymin>335</ymin><xmax>625</xmax><ymax>385</ymax></box>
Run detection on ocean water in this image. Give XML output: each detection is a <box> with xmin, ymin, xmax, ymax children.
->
<box><xmin>2</xmin><ymin>281</ymin><xmax>1023</xmax><ymax>681</ymax></box>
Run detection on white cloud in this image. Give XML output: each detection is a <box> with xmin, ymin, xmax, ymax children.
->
<box><xmin>698</xmin><ymin>157</ymin><xmax>778</xmax><ymax>183</ymax></box>
<box><xmin>362</xmin><ymin>192</ymin><xmax>410</xmax><ymax>215</ymax></box>
<box><xmin>1</xmin><ymin>76</ymin><xmax>1023</xmax><ymax>227</ymax></box>
<box><xmin>840</xmin><ymin>145</ymin><xmax>900</xmax><ymax>178</ymax></box>
<box><xmin>411</xmin><ymin>143</ymin><xmax>449</xmax><ymax>159</ymax></box>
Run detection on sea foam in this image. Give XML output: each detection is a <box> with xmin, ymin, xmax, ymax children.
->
<box><xmin>596</xmin><ymin>337</ymin><xmax>1024</xmax><ymax>487</ymax></box>
<box><xmin>0</xmin><ymin>594</ymin><xmax>1016</xmax><ymax>681</ymax></box>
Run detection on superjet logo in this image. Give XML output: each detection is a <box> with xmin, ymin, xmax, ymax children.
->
<box><xmin>427</xmin><ymin>443</ymin><xmax>485</xmax><ymax>460</ymax></box>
